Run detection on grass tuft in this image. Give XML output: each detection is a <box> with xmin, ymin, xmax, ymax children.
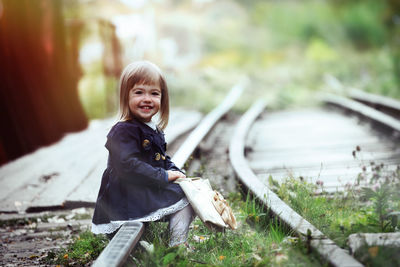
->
<box><xmin>41</xmin><ymin>230</ymin><xmax>108</xmax><ymax>266</ymax></box>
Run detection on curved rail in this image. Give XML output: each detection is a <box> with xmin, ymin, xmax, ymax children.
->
<box><xmin>321</xmin><ymin>93</ymin><xmax>400</xmax><ymax>135</ymax></box>
<box><xmin>229</xmin><ymin>100</ymin><xmax>363</xmax><ymax>267</ymax></box>
<box><xmin>92</xmin><ymin>83</ymin><xmax>244</xmax><ymax>267</ymax></box>
<box><xmin>321</xmin><ymin>76</ymin><xmax>400</xmax><ymax>136</ymax></box>
<box><xmin>348</xmin><ymin>89</ymin><xmax>400</xmax><ymax>120</ymax></box>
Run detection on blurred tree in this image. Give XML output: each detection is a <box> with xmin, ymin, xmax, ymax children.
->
<box><xmin>99</xmin><ymin>19</ymin><xmax>122</xmax><ymax>78</ymax></box>
<box><xmin>99</xmin><ymin>19</ymin><xmax>122</xmax><ymax>116</ymax></box>
<box><xmin>0</xmin><ymin>0</ymin><xmax>87</xmax><ymax>165</ymax></box>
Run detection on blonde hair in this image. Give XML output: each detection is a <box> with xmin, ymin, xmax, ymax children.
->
<box><xmin>118</xmin><ymin>61</ymin><xmax>169</xmax><ymax>130</ymax></box>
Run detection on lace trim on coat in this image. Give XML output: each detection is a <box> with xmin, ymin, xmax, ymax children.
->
<box><xmin>91</xmin><ymin>198</ymin><xmax>189</xmax><ymax>234</ymax></box>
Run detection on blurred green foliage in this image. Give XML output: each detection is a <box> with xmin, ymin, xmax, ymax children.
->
<box><xmin>340</xmin><ymin>1</ymin><xmax>387</xmax><ymax>49</ymax></box>
<box><xmin>230</xmin><ymin>0</ymin><xmax>400</xmax><ymax>106</ymax></box>
<box><xmin>70</xmin><ymin>0</ymin><xmax>399</xmax><ymax>119</ymax></box>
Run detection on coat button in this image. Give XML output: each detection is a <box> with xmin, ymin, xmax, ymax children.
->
<box><xmin>142</xmin><ymin>139</ymin><xmax>150</xmax><ymax>148</ymax></box>
<box><xmin>161</xmin><ymin>155</ymin><xmax>166</xmax><ymax>160</ymax></box>
<box><xmin>155</xmin><ymin>153</ymin><xmax>161</xmax><ymax>161</ymax></box>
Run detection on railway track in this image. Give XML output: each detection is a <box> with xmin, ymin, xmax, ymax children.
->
<box><xmin>94</xmin><ymin>89</ymin><xmax>399</xmax><ymax>266</ymax></box>
<box><xmin>231</xmin><ymin>91</ymin><xmax>399</xmax><ymax>266</ymax></box>
<box><xmin>1</xmin><ymin>86</ymin><xmax>397</xmax><ymax>266</ymax></box>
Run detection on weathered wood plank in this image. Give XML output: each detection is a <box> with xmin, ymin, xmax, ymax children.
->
<box><xmin>0</xmin><ymin>118</ymin><xmax>114</xmax><ymax>183</ymax></box>
<box><xmin>249</xmin><ymin>151</ymin><xmax>400</xmax><ymax>170</ymax></box>
<box><xmin>0</xmin><ymin>120</ymin><xmax>111</xmax><ymax>213</ymax></box>
<box><xmin>247</xmin><ymin>107</ymin><xmax>400</xmax><ymax>194</ymax></box>
<box><xmin>65</xmin><ymin>159</ymin><xmax>107</xmax><ymax>206</ymax></box>
<box><xmin>28</xmin><ymin>144</ymin><xmax>106</xmax><ymax>211</ymax></box>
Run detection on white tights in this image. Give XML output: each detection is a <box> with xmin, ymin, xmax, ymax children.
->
<box><xmin>168</xmin><ymin>204</ymin><xmax>195</xmax><ymax>247</ymax></box>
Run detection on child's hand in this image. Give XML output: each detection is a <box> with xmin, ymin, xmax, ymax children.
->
<box><xmin>167</xmin><ymin>170</ymin><xmax>186</xmax><ymax>181</ymax></box>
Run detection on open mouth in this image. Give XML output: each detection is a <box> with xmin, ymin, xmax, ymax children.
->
<box><xmin>140</xmin><ymin>106</ymin><xmax>153</xmax><ymax>111</ymax></box>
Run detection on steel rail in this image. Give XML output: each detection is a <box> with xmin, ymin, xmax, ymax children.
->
<box><xmin>229</xmin><ymin>100</ymin><xmax>363</xmax><ymax>267</ymax></box>
<box><xmin>348</xmin><ymin>89</ymin><xmax>400</xmax><ymax>119</ymax></box>
<box><xmin>172</xmin><ymin>82</ymin><xmax>244</xmax><ymax>169</ymax></box>
<box><xmin>321</xmin><ymin>93</ymin><xmax>400</xmax><ymax>136</ymax></box>
<box><xmin>92</xmin><ymin>82</ymin><xmax>244</xmax><ymax>267</ymax></box>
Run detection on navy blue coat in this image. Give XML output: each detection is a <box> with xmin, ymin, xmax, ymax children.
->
<box><xmin>92</xmin><ymin>120</ymin><xmax>185</xmax><ymax>225</ymax></box>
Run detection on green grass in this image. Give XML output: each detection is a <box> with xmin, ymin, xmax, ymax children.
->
<box><xmin>270</xmin><ymin>175</ymin><xmax>362</xmax><ymax>248</ymax></box>
<box><xmin>41</xmin><ymin>230</ymin><xmax>109</xmax><ymax>266</ymax></box>
<box><xmin>130</xmin><ymin>193</ymin><xmax>323</xmax><ymax>266</ymax></box>
<box><xmin>267</xmin><ymin>152</ymin><xmax>400</xmax><ymax>266</ymax></box>
<box><xmin>38</xmin><ymin>193</ymin><xmax>323</xmax><ymax>266</ymax></box>
<box><xmin>355</xmin><ymin>245</ymin><xmax>400</xmax><ymax>267</ymax></box>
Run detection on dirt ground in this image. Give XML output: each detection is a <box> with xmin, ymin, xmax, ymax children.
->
<box><xmin>0</xmin><ymin>208</ymin><xmax>93</xmax><ymax>266</ymax></box>
<box><xmin>186</xmin><ymin>112</ymin><xmax>240</xmax><ymax>194</ymax></box>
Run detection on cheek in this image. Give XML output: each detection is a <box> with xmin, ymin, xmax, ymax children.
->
<box><xmin>128</xmin><ymin>98</ymin><xmax>136</xmax><ymax>111</ymax></box>
<box><xmin>154</xmin><ymin>97</ymin><xmax>161</xmax><ymax>108</ymax></box>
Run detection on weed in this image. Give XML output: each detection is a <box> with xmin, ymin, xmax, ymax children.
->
<box><xmin>243</xmin><ymin>193</ymin><xmax>270</xmax><ymax>229</ymax></box>
<box><xmin>41</xmin><ymin>230</ymin><xmax>108</xmax><ymax>266</ymax></box>
<box><xmin>355</xmin><ymin>245</ymin><xmax>400</xmax><ymax>267</ymax></box>
<box><xmin>268</xmin><ymin>146</ymin><xmax>400</xmax><ymax>252</ymax></box>
<box><xmin>351</xmin><ymin>147</ymin><xmax>400</xmax><ymax>232</ymax></box>
<box><xmin>269</xmin><ymin>175</ymin><xmax>348</xmax><ymax>247</ymax></box>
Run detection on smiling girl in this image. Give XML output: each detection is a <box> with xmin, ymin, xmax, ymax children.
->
<box><xmin>91</xmin><ymin>61</ymin><xmax>195</xmax><ymax>247</ymax></box>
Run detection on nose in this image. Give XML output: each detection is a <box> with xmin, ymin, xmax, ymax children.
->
<box><xmin>143</xmin><ymin>93</ymin><xmax>151</xmax><ymax>102</ymax></box>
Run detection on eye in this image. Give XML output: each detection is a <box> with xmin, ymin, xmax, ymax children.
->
<box><xmin>152</xmin><ymin>91</ymin><xmax>161</xmax><ymax>96</ymax></box>
<box><xmin>133</xmin><ymin>90</ymin><xmax>143</xmax><ymax>95</ymax></box>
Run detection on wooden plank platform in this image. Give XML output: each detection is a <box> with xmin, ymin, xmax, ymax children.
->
<box><xmin>0</xmin><ymin>109</ymin><xmax>202</xmax><ymax>213</ymax></box>
<box><xmin>247</xmin><ymin>107</ymin><xmax>400</xmax><ymax>193</ymax></box>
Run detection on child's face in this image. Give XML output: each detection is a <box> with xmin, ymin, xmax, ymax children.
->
<box><xmin>128</xmin><ymin>83</ymin><xmax>161</xmax><ymax>123</ymax></box>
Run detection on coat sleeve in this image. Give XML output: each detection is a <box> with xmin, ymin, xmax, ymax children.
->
<box><xmin>164</xmin><ymin>155</ymin><xmax>184</xmax><ymax>173</ymax></box>
<box><xmin>107</xmin><ymin>124</ymin><xmax>169</xmax><ymax>187</ymax></box>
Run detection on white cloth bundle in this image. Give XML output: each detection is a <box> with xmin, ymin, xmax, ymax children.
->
<box><xmin>175</xmin><ymin>177</ymin><xmax>237</xmax><ymax>230</ymax></box>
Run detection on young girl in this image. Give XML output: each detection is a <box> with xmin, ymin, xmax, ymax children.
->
<box><xmin>92</xmin><ymin>60</ymin><xmax>195</xmax><ymax>247</ymax></box>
